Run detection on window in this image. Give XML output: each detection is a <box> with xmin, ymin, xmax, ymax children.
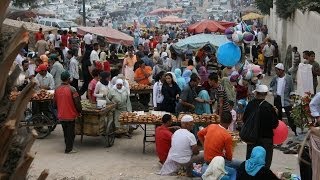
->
<box><xmin>52</xmin><ymin>22</ymin><xmax>59</xmax><ymax>28</ymax></box>
<box><xmin>45</xmin><ymin>21</ymin><xmax>51</xmax><ymax>26</ymax></box>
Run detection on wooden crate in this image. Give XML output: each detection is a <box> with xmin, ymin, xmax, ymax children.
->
<box><xmin>75</xmin><ymin>114</ymin><xmax>106</xmax><ymax>136</ymax></box>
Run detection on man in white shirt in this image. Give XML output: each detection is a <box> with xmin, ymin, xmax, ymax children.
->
<box><xmin>90</xmin><ymin>43</ymin><xmax>100</xmax><ymax>71</ymax></box>
<box><xmin>83</xmin><ymin>32</ymin><xmax>93</xmax><ymax>51</ymax></box>
<box><xmin>67</xmin><ymin>50</ymin><xmax>79</xmax><ymax>91</ymax></box>
<box><xmin>15</xmin><ymin>49</ymin><xmax>27</xmax><ymax>67</ymax></box>
<box><xmin>35</xmin><ymin>64</ymin><xmax>55</xmax><ymax>90</ymax></box>
<box><xmin>270</xmin><ymin>63</ymin><xmax>296</xmax><ymax>135</ymax></box>
<box><xmin>153</xmin><ymin>71</ymin><xmax>165</xmax><ymax>110</ymax></box>
<box><xmin>257</xmin><ymin>28</ymin><xmax>264</xmax><ymax>45</ymax></box>
<box><xmin>262</xmin><ymin>39</ymin><xmax>275</xmax><ymax>76</ymax></box>
<box><xmin>160</xmin><ymin>115</ymin><xmax>202</xmax><ymax>177</ymax></box>
<box><xmin>47</xmin><ymin>31</ymin><xmax>55</xmax><ymax>44</ymax></box>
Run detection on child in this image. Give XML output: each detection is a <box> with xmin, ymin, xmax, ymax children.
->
<box><xmin>227</xmin><ymin>100</ymin><xmax>237</xmax><ymax>131</ymax></box>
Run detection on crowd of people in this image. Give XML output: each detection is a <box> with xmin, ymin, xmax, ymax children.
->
<box><xmin>13</xmin><ymin>21</ymin><xmax>320</xmax><ymax>178</ymax></box>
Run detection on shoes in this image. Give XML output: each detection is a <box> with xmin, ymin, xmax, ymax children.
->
<box><xmin>65</xmin><ymin>149</ymin><xmax>77</xmax><ymax>154</ymax></box>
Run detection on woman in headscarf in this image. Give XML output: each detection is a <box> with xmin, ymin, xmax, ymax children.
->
<box><xmin>174</xmin><ymin>68</ymin><xmax>186</xmax><ymax>91</ymax></box>
<box><xmin>237</xmin><ymin>146</ymin><xmax>279</xmax><ymax>180</ymax></box>
<box><xmin>198</xmin><ymin>66</ymin><xmax>209</xmax><ymax>84</ymax></box>
<box><xmin>94</xmin><ymin>71</ymin><xmax>110</xmax><ymax>101</ymax></box>
<box><xmin>109</xmin><ymin>73</ymin><xmax>130</xmax><ymax>94</ymax></box>
<box><xmin>182</xmin><ymin>69</ymin><xmax>192</xmax><ymax>84</ymax></box>
<box><xmin>108</xmin><ymin>79</ymin><xmax>132</xmax><ymax>137</ymax></box>
<box><xmin>202</xmin><ymin>156</ymin><xmax>237</xmax><ymax>180</ymax></box>
<box><xmin>195</xmin><ymin>88</ymin><xmax>211</xmax><ymax>115</ymax></box>
<box><xmin>161</xmin><ymin>73</ymin><xmax>181</xmax><ymax>113</ymax></box>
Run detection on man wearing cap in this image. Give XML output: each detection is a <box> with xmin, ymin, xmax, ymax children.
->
<box><xmin>54</xmin><ymin>71</ymin><xmax>82</xmax><ymax>154</ymax></box>
<box><xmin>160</xmin><ymin>115</ymin><xmax>202</xmax><ymax>177</ymax></box>
<box><xmin>243</xmin><ymin>84</ymin><xmax>278</xmax><ymax>168</ymax></box>
<box><xmin>49</xmin><ymin>54</ymin><xmax>65</xmax><ymax>89</ymax></box>
<box><xmin>35</xmin><ymin>64</ymin><xmax>55</xmax><ymax>90</ymax></box>
<box><xmin>270</xmin><ymin>63</ymin><xmax>296</xmax><ymax>135</ymax></box>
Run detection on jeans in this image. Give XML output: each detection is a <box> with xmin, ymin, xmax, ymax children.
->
<box><xmin>246</xmin><ymin>138</ymin><xmax>273</xmax><ymax>168</ymax></box>
<box><xmin>222</xmin><ymin>166</ymin><xmax>237</xmax><ymax>180</ymax></box>
<box><xmin>263</xmin><ymin>56</ymin><xmax>273</xmax><ymax>75</ymax></box>
<box><xmin>225</xmin><ymin>159</ymin><xmax>243</xmax><ymax>170</ymax></box>
<box><xmin>274</xmin><ymin>95</ymin><xmax>297</xmax><ymax>135</ymax></box>
<box><xmin>60</xmin><ymin>121</ymin><xmax>76</xmax><ymax>153</ymax></box>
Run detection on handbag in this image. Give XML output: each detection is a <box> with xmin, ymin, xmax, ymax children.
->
<box><xmin>240</xmin><ymin>100</ymin><xmax>265</xmax><ymax>143</ymax></box>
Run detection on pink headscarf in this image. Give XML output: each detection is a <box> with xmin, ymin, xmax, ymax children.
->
<box><xmin>198</xmin><ymin>66</ymin><xmax>209</xmax><ymax>84</ymax></box>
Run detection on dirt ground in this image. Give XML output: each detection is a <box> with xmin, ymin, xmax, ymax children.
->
<box><xmin>28</xmin><ymin>124</ymin><xmax>299</xmax><ymax>180</ymax></box>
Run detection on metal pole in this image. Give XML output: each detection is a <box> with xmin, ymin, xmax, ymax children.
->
<box><xmin>82</xmin><ymin>0</ymin><xmax>86</xmax><ymax>26</ymax></box>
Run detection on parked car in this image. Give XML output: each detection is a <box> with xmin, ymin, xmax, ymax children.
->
<box><xmin>38</xmin><ymin>18</ymin><xmax>76</xmax><ymax>32</ymax></box>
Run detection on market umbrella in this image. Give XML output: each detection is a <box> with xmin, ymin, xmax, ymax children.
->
<box><xmin>187</xmin><ymin>19</ymin><xmax>226</xmax><ymax>34</ymax></box>
<box><xmin>170</xmin><ymin>8</ymin><xmax>184</xmax><ymax>13</ymax></box>
<box><xmin>242</xmin><ymin>12</ymin><xmax>264</xmax><ymax>20</ymax></box>
<box><xmin>217</xmin><ymin>21</ymin><xmax>236</xmax><ymax>29</ymax></box>
<box><xmin>171</xmin><ymin>34</ymin><xmax>229</xmax><ymax>52</ymax></box>
<box><xmin>77</xmin><ymin>27</ymin><xmax>134</xmax><ymax>46</ymax></box>
<box><xmin>148</xmin><ymin>8</ymin><xmax>172</xmax><ymax>15</ymax></box>
<box><xmin>159</xmin><ymin>15</ymin><xmax>185</xmax><ymax>24</ymax></box>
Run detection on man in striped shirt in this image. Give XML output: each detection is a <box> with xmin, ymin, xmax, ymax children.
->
<box><xmin>208</xmin><ymin>73</ymin><xmax>229</xmax><ymax>115</ymax></box>
<box><xmin>206</xmin><ymin>53</ymin><xmax>221</xmax><ymax>77</ymax></box>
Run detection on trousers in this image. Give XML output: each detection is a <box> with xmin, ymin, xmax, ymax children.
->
<box><xmin>274</xmin><ymin>95</ymin><xmax>297</xmax><ymax>134</ymax></box>
<box><xmin>60</xmin><ymin>121</ymin><xmax>75</xmax><ymax>153</ymax></box>
<box><xmin>246</xmin><ymin>138</ymin><xmax>273</xmax><ymax>168</ymax></box>
<box><xmin>70</xmin><ymin>78</ymin><xmax>79</xmax><ymax>92</ymax></box>
<box><xmin>263</xmin><ymin>56</ymin><xmax>273</xmax><ymax>75</ymax></box>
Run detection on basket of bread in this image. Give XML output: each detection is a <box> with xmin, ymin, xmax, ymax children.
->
<box><xmin>178</xmin><ymin>113</ymin><xmax>220</xmax><ymax>124</ymax></box>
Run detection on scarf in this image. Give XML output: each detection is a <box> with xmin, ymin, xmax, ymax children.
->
<box><xmin>245</xmin><ymin>146</ymin><xmax>266</xmax><ymax>176</ymax></box>
<box><xmin>202</xmin><ymin>156</ymin><xmax>227</xmax><ymax>180</ymax></box>
<box><xmin>174</xmin><ymin>68</ymin><xmax>186</xmax><ymax>91</ymax></box>
<box><xmin>113</xmin><ymin>79</ymin><xmax>126</xmax><ymax>93</ymax></box>
<box><xmin>182</xmin><ymin>69</ymin><xmax>192</xmax><ymax>84</ymax></box>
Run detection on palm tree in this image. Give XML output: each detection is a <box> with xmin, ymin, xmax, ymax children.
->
<box><xmin>0</xmin><ymin>0</ymin><xmax>48</xmax><ymax>179</ymax></box>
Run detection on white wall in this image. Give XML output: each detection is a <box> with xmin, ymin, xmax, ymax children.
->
<box><xmin>264</xmin><ymin>7</ymin><xmax>320</xmax><ymax>63</ymax></box>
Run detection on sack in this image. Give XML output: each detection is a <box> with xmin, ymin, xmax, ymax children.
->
<box><xmin>240</xmin><ymin>100</ymin><xmax>265</xmax><ymax>143</ymax></box>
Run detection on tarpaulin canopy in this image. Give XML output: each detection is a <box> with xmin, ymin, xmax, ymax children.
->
<box><xmin>159</xmin><ymin>15</ymin><xmax>185</xmax><ymax>24</ymax></box>
<box><xmin>187</xmin><ymin>19</ymin><xmax>226</xmax><ymax>34</ymax></box>
<box><xmin>148</xmin><ymin>8</ymin><xmax>172</xmax><ymax>15</ymax></box>
<box><xmin>77</xmin><ymin>27</ymin><xmax>133</xmax><ymax>46</ymax></box>
<box><xmin>171</xmin><ymin>34</ymin><xmax>229</xmax><ymax>53</ymax></box>
<box><xmin>242</xmin><ymin>12</ymin><xmax>264</xmax><ymax>20</ymax></box>
<box><xmin>217</xmin><ymin>21</ymin><xmax>236</xmax><ymax>29</ymax></box>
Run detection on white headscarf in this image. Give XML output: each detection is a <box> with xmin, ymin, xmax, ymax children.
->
<box><xmin>113</xmin><ymin>79</ymin><xmax>126</xmax><ymax>93</ymax></box>
<box><xmin>202</xmin><ymin>156</ymin><xmax>227</xmax><ymax>180</ymax></box>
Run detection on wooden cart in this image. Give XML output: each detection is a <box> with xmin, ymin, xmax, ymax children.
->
<box><xmin>75</xmin><ymin>103</ymin><xmax>116</xmax><ymax>147</ymax></box>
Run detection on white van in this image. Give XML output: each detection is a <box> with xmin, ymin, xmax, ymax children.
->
<box><xmin>38</xmin><ymin>18</ymin><xmax>77</xmax><ymax>32</ymax></box>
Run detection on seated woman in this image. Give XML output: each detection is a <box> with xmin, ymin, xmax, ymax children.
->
<box><xmin>202</xmin><ymin>156</ymin><xmax>236</xmax><ymax>180</ymax></box>
<box><xmin>237</xmin><ymin>146</ymin><xmax>280</xmax><ymax>180</ymax></box>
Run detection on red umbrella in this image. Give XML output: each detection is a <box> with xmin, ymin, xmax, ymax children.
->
<box><xmin>217</xmin><ymin>21</ymin><xmax>236</xmax><ymax>29</ymax></box>
<box><xmin>159</xmin><ymin>16</ymin><xmax>186</xmax><ymax>24</ymax></box>
<box><xmin>187</xmin><ymin>19</ymin><xmax>226</xmax><ymax>34</ymax></box>
<box><xmin>148</xmin><ymin>8</ymin><xmax>172</xmax><ymax>15</ymax></box>
<box><xmin>77</xmin><ymin>27</ymin><xmax>133</xmax><ymax>46</ymax></box>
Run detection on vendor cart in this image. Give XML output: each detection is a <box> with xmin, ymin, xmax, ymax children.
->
<box><xmin>75</xmin><ymin>103</ymin><xmax>116</xmax><ymax>147</ymax></box>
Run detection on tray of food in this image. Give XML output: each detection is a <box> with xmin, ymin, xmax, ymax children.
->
<box><xmin>10</xmin><ymin>89</ymin><xmax>54</xmax><ymax>101</ymax></box>
<box><xmin>129</xmin><ymin>83</ymin><xmax>152</xmax><ymax>91</ymax></box>
<box><xmin>119</xmin><ymin>112</ymin><xmax>177</xmax><ymax>124</ymax></box>
<box><xmin>178</xmin><ymin>113</ymin><xmax>220</xmax><ymax>124</ymax></box>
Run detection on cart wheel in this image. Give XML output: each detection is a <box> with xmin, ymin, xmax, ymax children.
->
<box><xmin>27</xmin><ymin>114</ymin><xmax>54</xmax><ymax>139</ymax></box>
<box><xmin>105</xmin><ymin>121</ymin><xmax>116</xmax><ymax>147</ymax></box>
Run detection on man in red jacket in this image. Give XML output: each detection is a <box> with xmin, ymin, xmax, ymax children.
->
<box><xmin>54</xmin><ymin>71</ymin><xmax>82</xmax><ymax>153</ymax></box>
<box><xmin>155</xmin><ymin>114</ymin><xmax>173</xmax><ymax>164</ymax></box>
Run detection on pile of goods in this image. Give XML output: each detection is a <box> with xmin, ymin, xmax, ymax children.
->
<box><xmin>178</xmin><ymin>113</ymin><xmax>220</xmax><ymax>124</ymax></box>
<box><xmin>119</xmin><ymin>112</ymin><xmax>177</xmax><ymax>124</ymax></box>
<box><xmin>228</xmin><ymin>131</ymin><xmax>240</xmax><ymax>142</ymax></box>
<box><xmin>10</xmin><ymin>89</ymin><xmax>54</xmax><ymax>101</ymax></box>
<box><xmin>129</xmin><ymin>83</ymin><xmax>152</xmax><ymax>90</ymax></box>
<box><xmin>81</xmin><ymin>100</ymin><xmax>99</xmax><ymax>111</ymax></box>
<box><xmin>31</xmin><ymin>89</ymin><xmax>54</xmax><ymax>100</ymax></box>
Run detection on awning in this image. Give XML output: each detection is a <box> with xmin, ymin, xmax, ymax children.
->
<box><xmin>77</xmin><ymin>27</ymin><xmax>134</xmax><ymax>46</ymax></box>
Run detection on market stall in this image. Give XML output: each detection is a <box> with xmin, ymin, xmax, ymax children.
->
<box><xmin>75</xmin><ymin>100</ymin><xmax>116</xmax><ymax>147</ymax></box>
<box><xmin>129</xmin><ymin>83</ymin><xmax>153</xmax><ymax>111</ymax></box>
<box><xmin>119</xmin><ymin>111</ymin><xmax>222</xmax><ymax>153</ymax></box>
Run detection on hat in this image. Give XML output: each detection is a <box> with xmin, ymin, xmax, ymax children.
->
<box><xmin>161</xmin><ymin>52</ymin><xmax>168</xmax><ymax>58</ymax></box>
<box><xmin>275</xmin><ymin>63</ymin><xmax>284</xmax><ymax>70</ymax></box>
<box><xmin>45</xmin><ymin>51</ymin><xmax>50</xmax><ymax>55</ymax></box>
<box><xmin>61</xmin><ymin>71</ymin><xmax>70</xmax><ymax>81</ymax></box>
<box><xmin>253</xmin><ymin>84</ymin><xmax>269</xmax><ymax>93</ymax></box>
<box><xmin>49</xmin><ymin>54</ymin><xmax>58</xmax><ymax>61</ymax></box>
<box><xmin>36</xmin><ymin>64</ymin><xmax>48</xmax><ymax>72</ymax></box>
<box><xmin>20</xmin><ymin>49</ymin><xmax>27</xmax><ymax>54</ymax></box>
<box><xmin>149</xmin><ymin>36</ymin><xmax>153</xmax><ymax>39</ymax></box>
<box><xmin>181</xmin><ymin>115</ymin><xmax>194</xmax><ymax>122</ymax></box>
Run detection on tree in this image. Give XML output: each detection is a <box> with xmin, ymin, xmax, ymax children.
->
<box><xmin>255</xmin><ymin>0</ymin><xmax>273</xmax><ymax>15</ymax></box>
<box><xmin>275</xmin><ymin>0</ymin><xmax>300</xmax><ymax>19</ymax></box>
<box><xmin>0</xmin><ymin>0</ymin><xmax>47</xmax><ymax>179</ymax></box>
<box><xmin>300</xmin><ymin>0</ymin><xmax>320</xmax><ymax>13</ymax></box>
<box><xmin>11</xmin><ymin>0</ymin><xmax>37</xmax><ymax>8</ymax></box>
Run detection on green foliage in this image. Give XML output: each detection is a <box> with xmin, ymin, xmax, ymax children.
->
<box><xmin>275</xmin><ymin>0</ymin><xmax>301</xmax><ymax>19</ymax></box>
<box><xmin>255</xmin><ymin>0</ymin><xmax>273</xmax><ymax>15</ymax></box>
<box><xmin>300</xmin><ymin>0</ymin><xmax>320</xmax><ymax>14</ymax></box>
<box><xmin>12</xmin><ymin>0</ymin><xmax>37</xmax><ymax>8</ymax></box>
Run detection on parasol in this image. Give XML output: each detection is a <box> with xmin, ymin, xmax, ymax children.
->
<box><xmin>242</xmin><ymin>12</ymin><xmax>264</xmax><ymax>20</ymax></box>
<box><xmin>159</xmin><ymin>15</ymin><xmax>185</xmax><ymax>24</ymax></box>
<box><xmin>171</xmin><ymin>34</ymin><xmax>229</xmax><ymax>52</ymax></box>
<box><xmin>170</xmin><ymin>8</ymin><xmax>184</xmax><ymax>13</ymax></box>
<box><xmin>217</xmin><ymin>21</ymin><xmax>236</xmax><ymax>29</ymax></box>
<box><xmin>148</xmin><ymin>8</ymin><xmax>172</xmax><ymax>15</ymax></box>
<box><xmin>77</xmin><ymin>27</ymin><xmax>133</xmax><ymax>46</ymax></box>
<box><xmin>187</xmin><ymin>19</ymin><xmax>226</xmax><ymax>34</ymax></box>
